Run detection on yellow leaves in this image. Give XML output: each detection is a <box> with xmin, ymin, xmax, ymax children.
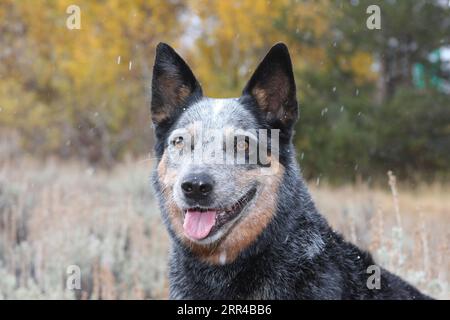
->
<box><xmin>0</xmin><ymin>81</ymin><xmax>50</xmax><ymax>135</ymax></box>
<box><xmin>188</xmin><ymin>0</ymin><xmax>285</xmax><ymax>96</ymax></box>
<box><xmin>4</xmin><ymin>0</ymin><xmax>184</xmax><ymax>93</ymax></box>
<box><xmin>0</xmin><ymin>0</ymin><xmax>383</xmax><ymax>159</ymax></box>
<box><xmin>188</xmin><ymin>0</ymin><xmax>335</xmax><ymax>96</ymax></box>
<box><xmin>339</xmin><ymin>51</ymin><xmax>378</xmax><ymax>85</ymax></box>
<box><xmin>350</xmin><ymin>52</ymin><xmax>378</xmax><ymax>84</ymax></box>
<box><xmin>0</xmin><ymin>0</ymin><xmax>186</xmax><ymax>157</ymax></box>
<box><xmin>287</xmin><ymin>0</ymin><xmax>329</xmax><ymax>38</ymax></box>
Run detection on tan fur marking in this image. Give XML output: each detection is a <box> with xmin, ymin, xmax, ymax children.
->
<box><xmin>252</xmin><ymin>87</ymin><xmax>268</xmax><ymax>108</ymax></box>
<box><xmin>177</xmin><ymin>85</ymin><xmax>191</xmax><ymax>103</ymax></box>
<box><xmin>152</xmin><ymin>111</ymin><xmax>169</xmax><ymax>123</ymax></box>
<box><xmin>157</xmin><ymin>152</ymin><xmax>185</xmax><ymax>238</ymax></box>
<box><xmin>251</xmin><ymin>70</ymin><xmax>295</xmax><ymax>124</ymax></box>
<box><xmin>158</xmin><ymin>151</ymin><xmax>285</xmax><ymax>265</ymax></box>
<box><xmin>190</xmin><ymin>158</ymin><xmax>284</xmax><ymax>265</ymax></box>
<box><xmin>152</xmin><ymin>80</ymin><xmax>192</xmax><ymax>124</ymax></box>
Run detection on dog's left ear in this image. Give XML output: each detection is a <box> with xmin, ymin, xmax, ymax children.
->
<box><xmin>151</xmin><ymin>43</ymin><xmax>202</xmax><ymax>126</ymax></box>
<box><xmin>242</xmin><ymin>43</ymin><xmax>298</xmax><ymax>134</ymax></box>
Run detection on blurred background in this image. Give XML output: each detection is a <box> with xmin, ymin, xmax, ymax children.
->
<box><xmin>0</xmin><ymin>0</ymin><xmax>448</xmax><ymax>299</ymax></box>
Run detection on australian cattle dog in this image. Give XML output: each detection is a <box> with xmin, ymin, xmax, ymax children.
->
<box><xmin>150</xmin><ymin>42</ymin><xmax>431</xmax><ymax>299</ymax></box>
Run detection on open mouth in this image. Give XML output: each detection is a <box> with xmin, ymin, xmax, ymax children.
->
<box><xmin>182</xmin><ymin>187</ymin><xmax>257</xmax><ymax>241</ymax></box>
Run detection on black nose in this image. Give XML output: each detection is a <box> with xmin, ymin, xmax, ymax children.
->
<box><xmin>181</xmin><ymin>173</ymin><xmax>214</xmax><ymax>200</ymax></box>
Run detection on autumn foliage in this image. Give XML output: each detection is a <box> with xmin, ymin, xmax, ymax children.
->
<box><xmin>0</xmin><ymin>0</ymin><xmax>448</xmax><ymax>181</ymax></box>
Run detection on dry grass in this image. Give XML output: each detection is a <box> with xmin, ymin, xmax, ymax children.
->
<box><xmin>0</xmin><ymin>157</ymin><xmax>448</xmax><ymax>299</ymax></box>
<box><xmin>310</xmin><ymin>176</ymin><xmax>449</xmax><ymax>299</ymax></box>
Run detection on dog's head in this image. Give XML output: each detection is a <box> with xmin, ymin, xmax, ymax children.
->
<box><xmin>151</xmin><ymin>43</ymin><xmax>298</xmax><ymax>264</ymax></box>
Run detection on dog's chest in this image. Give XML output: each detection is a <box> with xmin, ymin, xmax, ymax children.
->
<box><xmin>169</xmin><ymin>252</ymin><xmax>289</xmax><ymax>299</ymax></box>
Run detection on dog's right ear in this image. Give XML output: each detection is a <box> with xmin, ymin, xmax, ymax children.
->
<box><xmin>151</xmin><ymin>43</ymin><xmax>202</xmax><ymax>126</ymax></box>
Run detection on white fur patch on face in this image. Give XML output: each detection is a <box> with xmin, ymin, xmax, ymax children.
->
<box><xmin>212</xmin><ymin>99</ymin><xmax>226</xmax><ymax>117</ymax></box>
<box><xmin>219</xmin><ymin>251</ymin><xmax>227</xmax><ymax>265</ymax></box>
<box><xmin>174</xmin><ymin>97</ymin><xmax>257</xmax><ymax>132</ymax></box>
<box><xmin>164</xmin><ymin>96</ymin><xmax>281</xmax><ymax>263</ymax></box>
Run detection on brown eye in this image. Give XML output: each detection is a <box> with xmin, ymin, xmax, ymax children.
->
<box><xmin>172</xmin><ymin>136</ymin><xmax>184</xmax><ymax>149</ymax></box>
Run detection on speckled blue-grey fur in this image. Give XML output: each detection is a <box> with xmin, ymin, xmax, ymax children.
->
<box><xmin>150</xmin><ymin>42</ymin><xmax>432</xmax><ymax>300</ymax></box>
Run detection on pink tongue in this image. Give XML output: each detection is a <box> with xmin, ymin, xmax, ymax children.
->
<box><xmin>183</xmin><ymin>209</ymin><xmax>217</xmax><ymax>240</ymax></box>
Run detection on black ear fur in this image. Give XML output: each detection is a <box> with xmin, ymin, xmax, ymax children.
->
<box><xmin>242</xmin><ymin>43</ymin><xmax>298</xmax><ymax>134</ymax></box>
<box><xmin>151</xmin><ymin>43</ymin><xmax>202</xmax><ymax>125</ymax></box>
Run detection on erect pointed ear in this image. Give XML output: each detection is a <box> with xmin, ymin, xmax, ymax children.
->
<box><xmin>151</xmin><ymin>43</ymin><xmax>202</xmax><ymax>125</ymax></box>
<box><xmin>242</xmin><ymin>43</ymin><xmax>298</xmax><ymax>133</ymax></box>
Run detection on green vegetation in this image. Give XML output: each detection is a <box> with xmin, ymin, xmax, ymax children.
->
<box><xmin>0</xmin><ymin>0</ymin><xmax>448</xmax><ymax>182</ymax></box>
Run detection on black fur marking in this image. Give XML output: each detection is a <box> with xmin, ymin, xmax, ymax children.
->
<box><xmin>151</xmin><ymin>43</ymin><xmax>432</xmax><ymax>300</ymax></box>
<box><xmin>164</xmin><ymin>158</ymin><xmax>431</xmax><ymax>299</ymax></box>
<box><xmin>151</xmin><ymin>42</ymin><xmax>203</xmax><ymax>132</ymax></box>
<box><xmin>242</xmin><ymin>43</ymin><xmax>298</xmax><ymax>137</ymax></box>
